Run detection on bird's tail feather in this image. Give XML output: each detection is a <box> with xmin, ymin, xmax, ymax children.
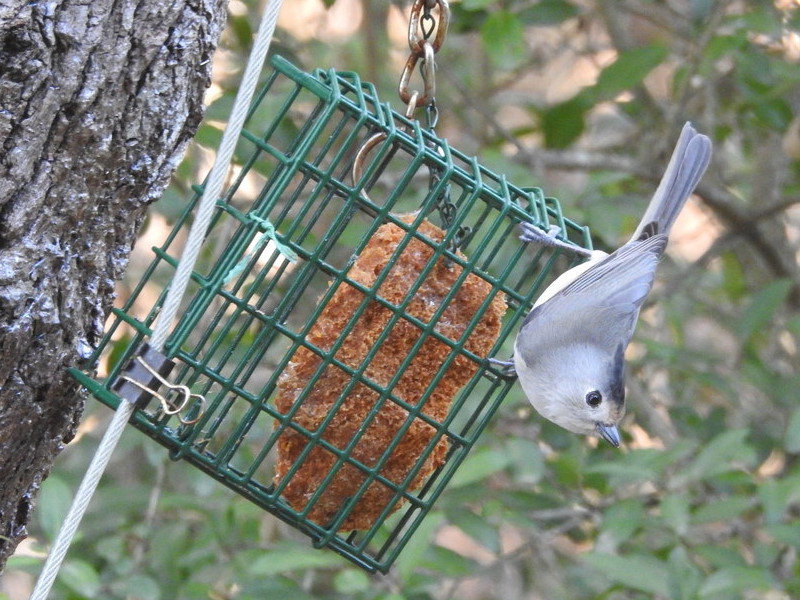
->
<box><xmin>631</xmin><ymin>122</ymin><xmax>712</xmax><ymax>241</ymax></box>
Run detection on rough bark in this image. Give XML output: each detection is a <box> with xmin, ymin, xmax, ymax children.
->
<box><xmin>0</xmin><ymin>0</ymin><xmax>227</xmax><ymax>570</ymax></box>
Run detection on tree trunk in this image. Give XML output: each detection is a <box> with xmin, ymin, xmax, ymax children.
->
<box><xmin>0</xmin><ymin>0</ymin><xmax>227</xmax><ymax>570</ymax></box>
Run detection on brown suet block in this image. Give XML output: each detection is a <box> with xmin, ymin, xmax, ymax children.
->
<box><xmin>274</xmin><ymin>216</ymin><xmax>505</xmax><ymax>530</ymax></box>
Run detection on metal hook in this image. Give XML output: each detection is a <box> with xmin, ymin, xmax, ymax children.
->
<box><xmin>352</xmin><ymin>131</ymin><xmax>389</xmax><ymax>207</ymax></box>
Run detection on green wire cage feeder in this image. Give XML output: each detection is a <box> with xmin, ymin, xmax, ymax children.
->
<box><xmin>73</xmin><ymin>55</ymin><xmax>593</xmax><ymax>573</ymax></box>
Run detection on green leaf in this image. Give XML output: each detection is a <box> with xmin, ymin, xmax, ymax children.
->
<box><xmin>719</xmin><ymin>251</ymin><xmax>748</xmax><ymax>301</ymax></box>
<box><xmin>237</xmin><ymin>575</ymin><xmax>316</xmax><ymax>600</ymax></box>
<box><xmin>766</xmin><ymin>523</ymin><xmax>800</xmax><ymax>548</ymax></box>
<box><xmin>228</xmin><ymin>14</ymin><xmax>254</xmax><ymax>50</ymax></box>
<box><xmin>38</xmin><ymin>475</ymin><xmax>72</xmax><ymax>542</ymax></box>
<box><xmin>580</xmin><ymin>175</ymin><xmax>640</xmax><ymax>240</ymax></box>
<box><xmin>788</xmin><ymin>313</ymin><xmax>800</xmax><ymax>337</ymax></box>
<box><xmin>59</xmin><ymin>559</ymin><xmax>101</xmax><ymax>598</ymax></box>
<box><xmin>395</xmin><ymin>511</ymin><xmax>445</xmax><ymax>581</ymax></box>
<box><xmin>584</xmin><ymin>458</ymin><xmax>655</xmax><ymax>483</ymax></box>
<box><xmin>693</xmin><ymin>545</ymin><xmax>747</xmax><ymax>569</ymax></box>
<box><xmin>752</xmin><ymin>97</ymin><xmax>793</xmax><ymax>130</ymax></box>
<box><xmin>698</xmin><ymin>566</ymin><xmax>773</xmax><ymax>597</ymax></box>
<box><xmin>583</xmin><ymin>552</ymin><xmax>670</xmax><ymax>596</ymax></box>
<box><xmin>204</xmin><ymin>90</ymin><xmax>236</xmax><ymax>122</ymax></box>
<box><xmin>660</xmin><ymin>493</ymin><xmax>690</xmax><ymax>536</ymax></box>
<box><xmin>691</xmin><ymin>496</ymin><xmax>753</xmax><ymax>525</ymax></box>
<box><xmin>704</xmin><ymin>33</ymin><xmax>746</xmax><ymax>64</ymax></box>
<box><xmin>425</xmin><ymin>546</ymin><xmax>477</xmax><ymax>577</ymax></box>
<box><xmin>785</xmin><ymin>407</ymin><xmax>800</xmax><ymax>453</ymax></box>
<box><xmin>108</xmin><ymin>575</ymin><xmax>161</xmax><ymax>600</ymax></box>
<box><xmin>448</xmin><ymin>5</ymin><xmax>490</xmax><ymax>32</ymax></box>
<box><xmin>600</xmin><ymin>498</ymin><xmax>645</xmax><ymax>548</ymax></box>
<box><xmin>505</xmin><ymin>437</ymin><xmax>545</xmax><ymax>484</ymax></box>
<box><xmin>5</xmin><ymin>555</ymin><xmax>42</xmax><ymax>572</ymax></box>
<box><xmin>736</xmin><ymin>279</ymin><xmax>793</xmax><ymax>344</ymax></box>
<box><xmin>668</xmin><ymin>546</ymin><xmax>703</xmax><ymax>600</ymax></box>
<box><xmin>548</xmin><ymin>443</ymin><xmax>584</xmax><ymax>487</ymax></box>
<box><xmin>540</xmin><ymin>95</ymin><xmax>589</xmax><ymax>148</ymax></box>
<box><xmin>758</xmin><ymin>475</ymin><xmax>800</xmax><ymax>524</ymax></box>
<box><xmin>737</xmin><ymin>9</ymin><xmax>782</xmax><ymax>34</ymax></box>
<box><xmin>586</xmin><ymin>446</ymin><xmax>690</xmax><ymax>485</ymax></box>
<box><xmin>333</xmin><ymin>568</ymin><xmax>371</xmax><ymax>593</ymax></box>
<box><xmin>452</xmin><ymin>508</ymin><xmax>501</xmax><ymax>553</ymax></box>
<box><xmin>481</xmin><ymin>11</ymin><xmax>527</xmax><ymax>69</ymax></box>
<box><xmin>193</xmin><ymin>122</ymin><xmax>224</xmax><ymax>150</ymax></box>
<box><xmin>95</xmin><ymin>535</ymin><xmax>125</xmax><ymax>565</ymax></box>
<box><xmin>460</xmin><ymin>0</ymin><xmax>494</xmax><ymax>9</ymax></box>
<box><xmin>518</xmin><ymin>0</ymin><xmax>579</xmax><ymax>25</ymax></box>
<box><xmin>754</xmin><ymin>538</ymin><xmax>782</xmax><ymax>572</ymax></box>
<box><xmin>672</xmin><ymin>429</ymin><xmax>755</xmax><ymax>485</ymax></box>
<box><xmin>449</xmin><ymin>447</ymin><xmax>510</xmax><ymax>488</ymax></box>
<box><xmin>591</xmin><ymin>45</ymin><xmax>669</xmax><ymax>101</ymax></box>
<box><xmin>247</xmin><ymin>545</ymin><xmax>346</xmax><ymax>576</ymax></box>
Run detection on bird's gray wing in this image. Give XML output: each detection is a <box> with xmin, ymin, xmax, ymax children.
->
<box><xmin>558</xmin><ymin>234</ymin><xmax>667</xmax><ymax>306</ymax></box>
<box><xmin>519</xmin><ymin>234</ymin><xmax>667</xmax><ymax>350</ymax></box>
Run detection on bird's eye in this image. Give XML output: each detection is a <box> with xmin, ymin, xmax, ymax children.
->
<box><xmin>585</xmin><ymin>390</ymin><xmax>603</xmax><ymax>408</ymax></box>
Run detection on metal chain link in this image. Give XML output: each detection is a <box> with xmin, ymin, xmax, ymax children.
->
<box><xmin>398</xmin><ymin>0</ymin><xmax>470</xmax><ymax>251</ymax></box>
<box><xmin>358</xmin><ymin>0</ymin><xmax>468</xmax><ymax>248</ymax></box>
<box><xmin>398</xmin><ymin>0</ymin><xmax>449</xmax><ymax>111</ymax></box>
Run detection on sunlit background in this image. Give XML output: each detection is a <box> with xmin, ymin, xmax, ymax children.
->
<box><xmin>5</xmin><ymin>1</ymin><xmax>800</xmax><ymax>598</ymax></box>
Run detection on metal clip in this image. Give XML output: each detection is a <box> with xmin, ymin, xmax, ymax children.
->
<box><xmin>112</xmin><ymin>343</ymin><xmax>206</xmax><ymax>425</ymax></box>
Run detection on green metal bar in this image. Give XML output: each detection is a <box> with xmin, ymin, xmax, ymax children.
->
<box><xmin>165</xmin><ymin>71</ymin><xmax>345</xmax><ymax>354</ymax></box>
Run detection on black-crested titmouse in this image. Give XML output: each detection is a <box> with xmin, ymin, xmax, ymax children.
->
<box><xmin>494</xmin><ymin>122</ymin><xmax>712</xmax><ymax>447</ymax></box>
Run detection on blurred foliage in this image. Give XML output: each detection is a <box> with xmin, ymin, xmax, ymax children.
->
<box><xmin>6</xmin><ymin>0</ymin><xmax>800</xmax><ymax>599</ymax></box>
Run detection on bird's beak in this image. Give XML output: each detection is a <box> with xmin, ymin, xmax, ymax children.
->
<box><xmin>596</xmin><ymin>423</ymin><xmax>621</xmax><ymax>448</ymax></box>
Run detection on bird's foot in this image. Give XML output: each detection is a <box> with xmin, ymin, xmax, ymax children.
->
<box><xmin>518</xmin><ymin>221</ymin><xmax>593</xmax><ymax>259</ymax></box>
<box><xmin>488</xmin><ymin>357</ymin><xmax>517</xmax><ymax>379</ymax></box>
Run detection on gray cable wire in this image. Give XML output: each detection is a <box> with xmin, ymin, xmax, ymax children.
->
<box><xmin>30</xmin><ymin>0</ymin><xmax>286</xmax><ymax>596</ymax></box>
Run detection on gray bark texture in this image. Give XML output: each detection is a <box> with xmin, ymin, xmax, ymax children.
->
<box><xmin>0</xmin><ymin>0</ymin><xmax>227</xmax><ymax>570</ymax></box>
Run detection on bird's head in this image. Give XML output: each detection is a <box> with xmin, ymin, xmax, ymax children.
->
<box><xmin>521</xmin><ymin>344</ymin><xmax>627</xmax><ymax>447</ymax></box>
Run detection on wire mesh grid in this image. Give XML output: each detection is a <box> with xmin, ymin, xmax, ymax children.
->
<box><xmin>73</xmin><ymin>55</ymin><xmax>593</xmax><ymax>573</ymax></box>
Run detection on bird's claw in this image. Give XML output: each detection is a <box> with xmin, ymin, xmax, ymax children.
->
<box><xmin>488</xmin><ymin>357</ymin><xmax>517</xmax><ymax>379</ymax></box>
<box><xmin>518</xmin><ymin>221</ymin><xmax>593</xmax><ymax>258</ymax></box>
<box><xmin>519</xmin><ymin>221</ymin><xmax>561</xmax><ymax>245</ymax></box>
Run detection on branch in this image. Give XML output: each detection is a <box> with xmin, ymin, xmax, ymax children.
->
<box><xmin>694</xmin><ymin>181</ymin><xmax>800</xmax><ymax>300</ymax></box>
<box><xmin>441</xmin><ymin>38</ymin><xmax>800</xmax><ymax>302</ymax></box>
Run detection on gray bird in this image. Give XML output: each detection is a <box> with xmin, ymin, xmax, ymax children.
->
<box><xmin>495</xmin><ymin>122</ymin><xmax>712</xmax><ymax>447</ymax></box>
